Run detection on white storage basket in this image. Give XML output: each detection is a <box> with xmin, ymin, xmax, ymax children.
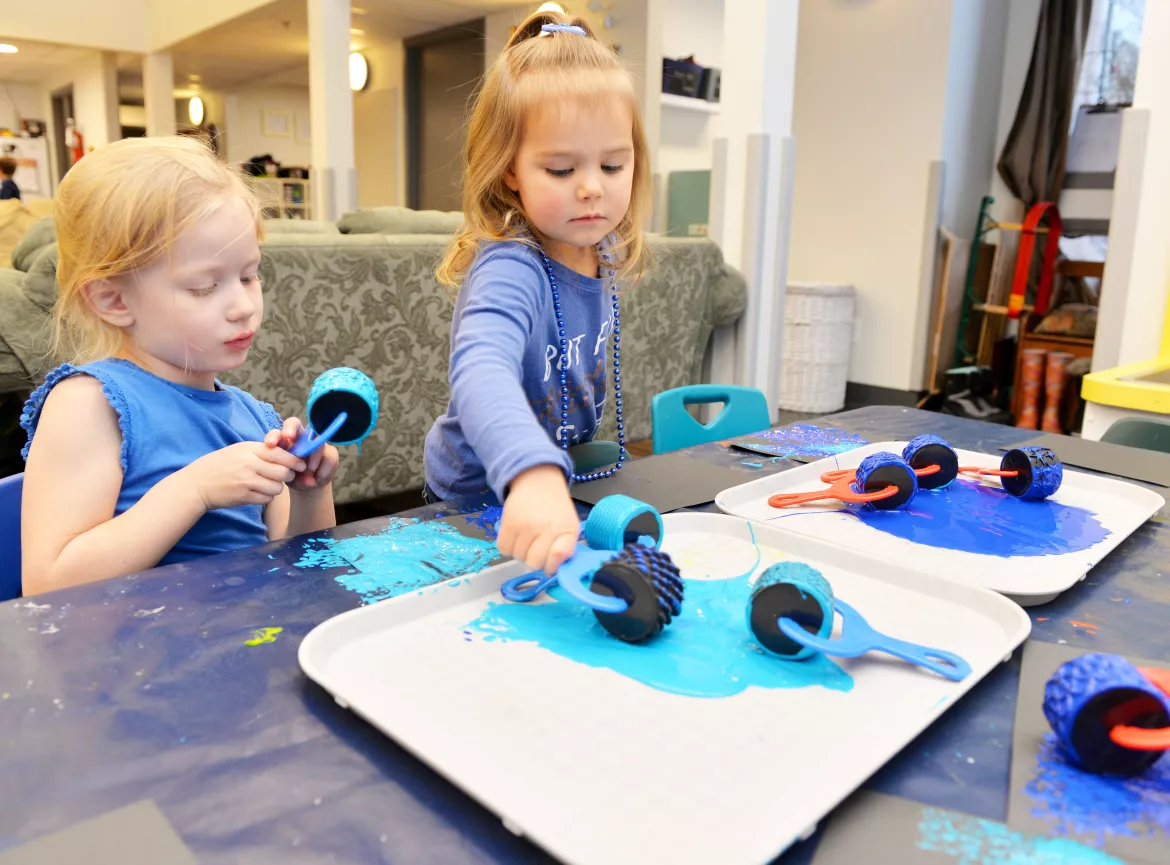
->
<box><xmin>778</xmin><ymin>282</ymin><xmax>856</xmax><ymax>413</ymax></box>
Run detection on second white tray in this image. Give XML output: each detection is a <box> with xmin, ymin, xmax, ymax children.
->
<box><xmin>715</xmin><ymin>441</ymin><xmax>1165</xmax><ymax>605</ymax></box>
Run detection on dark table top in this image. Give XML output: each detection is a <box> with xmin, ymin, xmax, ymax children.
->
<box><xmin>2</xmin><ymin>406</ymin><xmax>1167</xmax><ymax>864</ymax></box>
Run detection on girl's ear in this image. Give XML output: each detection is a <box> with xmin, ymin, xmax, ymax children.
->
<box><xmin>84</xmin><ymin>278</ymin><xmax>135</xmax><ymax>328</ymax></box>
<box><xmin>504</xmin><ymin>162</ymin><xmax>520</xmax><ymax>193</ymax></box>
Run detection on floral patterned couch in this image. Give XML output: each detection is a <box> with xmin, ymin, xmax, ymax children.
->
<box><xmin>0</xmin><ymin>209</ymin><xmax>747</xmax><ymax>503</ymax></box>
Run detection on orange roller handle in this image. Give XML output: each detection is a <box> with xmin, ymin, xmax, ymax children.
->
<box><xmin>769</xmin><ymin>474</ymin><xmax>900</xmax><ymax>509</ymax></box>
<box><xmin>1108</xmin><ymin>666</ymin><xmax>1170</xmax><ymax>751</ymax></box>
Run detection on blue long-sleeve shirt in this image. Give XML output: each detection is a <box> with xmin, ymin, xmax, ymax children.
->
<box><xmin>424</xmin><ymin>240</ymin><xmax>611</xmax><ymax>500</ymax></box>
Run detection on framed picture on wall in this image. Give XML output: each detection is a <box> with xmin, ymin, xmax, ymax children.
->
<box><xmin>295</xmin><ymin>111</ymin><xmax>311</xmax><ymax>145</ymax></box>
<box><xmin>262</xmin><ymin>109</ymin><xmax>291</xmax><ymax>138</ymax></box>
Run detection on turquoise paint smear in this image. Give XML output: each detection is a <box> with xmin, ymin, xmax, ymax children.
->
<box><xmin>844</xmin><ymin>480</ymin><xmax>1109</xmax><ymax>558</ymax></box>
<box><xmin>1025</xmin><ymin>732</ymin><xmax>1170</xmax><ymax>847</ymax></box>
<box><xmin>464</xmin><ymin>572</ymin><xmax>853</xmax><ymax>699</ymax></box>
<box><xmin>297</xmin><ymin>517</ymin><xmax>500</xmax><ymax>604</ymax></box>
<box><xmin>917</xmin><ymin>807</ymin><xmax>1124</xmax><ymax>864</ymax></box>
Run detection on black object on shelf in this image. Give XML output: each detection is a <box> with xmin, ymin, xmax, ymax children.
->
<box><xmin>662</xmin><ymin>56</ymin><xmax>704</xmax><ymax>99</ymax></box>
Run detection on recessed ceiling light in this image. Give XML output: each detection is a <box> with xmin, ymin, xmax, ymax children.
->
<box><xmin>350</xmin><ymin>27</ymin><xmax>365</xmax><ymax>35</ymax></box>
<box><xmin>189</xmin><ymin>73</ymin><xmax>202</xmax><ymax>81</ymax></box>
<box><xmin>537</xmin><ymin>2</ymin><xmax>566</xmax><ymax>13</ymax></box>
<box><xmin>352</xmin><ymin>6</ymin><xmax>367</xmax><ymax>14</ymax></box>
<box><xmin>0</xmin><ymin>44</ymin><xmax>19</xmax><ymax>54</ymax></box>
<box><xmin>349</xmin><ymin>52</ymin><xmax>369</xmax><ymax>92</ymax></box>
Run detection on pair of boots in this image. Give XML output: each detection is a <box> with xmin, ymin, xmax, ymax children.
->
<box><xmin>1017</xmin><ymin>349</ymin><xmax>1074</xmax><ymax>433</ymax></box>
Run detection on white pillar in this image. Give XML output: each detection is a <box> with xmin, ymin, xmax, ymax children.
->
<box><xmin>1092</xmin><ymin>0</ymin><xmax>1170</xmax><ymax>372</ymax></box>
<box><xmin>143</xmin><ymin>53</ymin><xmax>176</xmax><ymax>138</ymax></box>
<box><xmin>708</xmin><ymin>0</ymin><xmax>800</xmax><ymax>418</ymax></box>
<box><xmin>308</xmin><ymin>0</ymin><xmax>356</xmax><ymax>220</ymax></box>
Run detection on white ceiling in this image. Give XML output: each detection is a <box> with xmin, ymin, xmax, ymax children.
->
<box><xmin>159</xmin><ymin>0</ymin><xmax>536</xmax><ymax>91</ymax></box>
<box><xmin>3</xmin><ymin>0</ymin><xmax>540</xmax><ymax>93</ymax></box>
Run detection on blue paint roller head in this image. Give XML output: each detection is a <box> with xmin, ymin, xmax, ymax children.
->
<box><xmin>902</xmin><ymin>434</ymin><xmax>959</xmax><ymax>490</ymax></box>
<box><xmin>852</xmin><ymin>451</ymin><xmax>918</xmax><ymax>509</ymax></box>
<box><xmin>747</xmin><ymin>562</ymin><xmax>834</xmax><ymax>660</ymax></box>
<box><xmin>1000</xmin><ymin>446</ymin><xmax>1063</xmax><ymax>500</ymax></box>
<box><xmin>590</xmin><ymin>544</ymin><xmax>684</xmax><ymax>643</ymax></box>
<box><xmin>306</xmin><ymin>367</ymin><xmax>379</xmax><ymax>447</ymax></box>
<box><xmin>1044</xmin><ymin>653</ymin><xmax>1170</xmax><ymax>776</ymax></box>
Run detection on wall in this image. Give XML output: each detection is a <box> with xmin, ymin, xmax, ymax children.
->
<box><xmin>38</xmin><ymin>50</ymin><xmax>120</xmax><ymax>163</ymax></box>
<box><xmin>225</xmin><ymin>86</ymin><xmax>313</xmax><ymax>169</ymax></box>
<box><xmin>657</xmin><ymin>0</ymin><xmax>724</xmax><ymax>178</ymax></box>
<box><xmin>354</xmin><ymin>40</ymin><xmax>405</xmax><ymax>208</ymax></box>
<box><xmin>0</xmin><ymin>82</ymin><xmax>43</xmax><ymax>133</ymax></box>
<box><xmin>787</xmin><ymin>0</ymin><xmax>954</xmax><ymax>391</ymax></box>
<box><xmin>940</xmin><ymin>0</ymin><xmax>1010</xmax><ymax>241</ymax></box>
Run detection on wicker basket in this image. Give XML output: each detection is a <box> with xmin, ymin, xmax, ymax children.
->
<box><xmin>778</xmin><ymin>282</ymin><xmax>856</xmax><ymax>413</ymax></box>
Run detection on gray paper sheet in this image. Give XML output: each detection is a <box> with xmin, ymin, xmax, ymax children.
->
<box><xmin>810</xmin><ymin>790</ymin><xmax>1132</xmax><ymax>864</ymax></box>
<box><xmin>569</xmin><ymin>451</ymin><xmax>751</xmax><ymax>512</ymax></box>
<box><xmin>0</xmin><ymin>800</ymin><xmax>196</xmax><ymax>865</ymax></box>
<box><xmin>1002</xmin><ymin>434</ymin><xmax>1170</xmax><ymax>488</ymax></box>
<box><xmin>1007</xmin><ymin>640</ymin><xmax>1169</xmax><ymax>864</ymax></box>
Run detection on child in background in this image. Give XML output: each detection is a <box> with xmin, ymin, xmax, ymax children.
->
<box><xmin>0</xmin><ymin>156</ymin><xmax>20</xmax><ymax>201</ymax></box>
<box><xmin>424</xmin><ymin>11</ymin><xmax>652</xmax><ymax>575</ymax></box>
<box><xmin>21</xmin><ymin>136</ymin><xmax>339</xmax><ymax>595</ymax></box>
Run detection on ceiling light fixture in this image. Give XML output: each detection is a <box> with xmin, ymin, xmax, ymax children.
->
<box><xmin>189</xmin><ymin>96</ymin><xmax>204</xmax><ymax>125</ymax></box>
<box><xmin>0</xmin><ymin>44</ymin><xmax>18</xmax><ymax>54</ymax></box>
<box><xmin>349</xmin><ymin>52</ymin><xmax>369</xmax><ymax>92</ymax></box>
<box><xmin>537</xmin><ymin>2</ymin><xmax>566</xmax><ymax>13</ymax></box>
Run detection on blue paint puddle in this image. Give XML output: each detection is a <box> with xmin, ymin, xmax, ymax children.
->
<box><xmin>846</xmin><ymin>480</ymin><xmax>1110</xmax><ymax>558</ymax></box>
<box><xmin>1025</xmin><ymin>733</ymin><xmax>1170</xmax><ymax>846</ymax></box>
<box><xmin>464</xmin><ymin>573</ymin><xmax>853</xmax><ymax>699</ymax></box>
<box><xmin>736</xmin><ymin>424</ymin><xmax>869</xmax><ymax>459</ymax></box>
<box><xmin>297</xmin><ymin>518</ymin><xmax>500</xmax><ymax>604</ymax></box>
<box><xmin>917</xmin><ymin>806</ymin><xmax>1125</xmax><ymax>863</ymax></box>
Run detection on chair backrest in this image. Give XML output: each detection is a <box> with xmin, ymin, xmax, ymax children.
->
<box><xmin>651</xmin><ymin>385</ymin><xmax>771</xmax><ymax>454</ymax></box>
<box><xmin>1100</xmin><ymin>417</ymin><xmax>1170</xmax><ymax>455</ymax></box>
<box><xmin>0</xmin><ymin>473</ymin><xmax>22</xmax><ymax>602</ymax></box>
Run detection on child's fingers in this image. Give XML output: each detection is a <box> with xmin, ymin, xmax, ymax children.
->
<box><xmin>315</xmin><ymin>451</ymin><xmax>339</xmax><ymax>485</ymax></box>
<box><xmin>264</xmin><ymin>429</ymin><xmax>283</xmax><ymax>448</ymax></box>
<box><xmin>527</xmin><ymin>533</ymin><xmax>555</xmax><ymax>576</ymax></box>
<box><xmin>307</xmin><ymin>448</ymin><xmax>323</xmax><ymax>474</ymax></box>
<box><xmin>257</xmin><ymin>446</ymin><xmax>306</xmax><ymax>472</ymax></box>
<box><xmin>546</xmin><ymin>532</ymin><xmax>578</xmax><ymax>575</ymax></box>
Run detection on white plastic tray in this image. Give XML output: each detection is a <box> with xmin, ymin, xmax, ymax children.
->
<box><xmin>715</xmin><ymin>441</ymin><xmax>1166</xmax><ymax>606</ymax></box>
<box><xmin>299</xmin><ymin>512</ymin><xmax>1030</xmax><ymax>865</ymax></box>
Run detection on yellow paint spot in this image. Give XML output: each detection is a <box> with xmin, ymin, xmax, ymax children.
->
<box><xmin>245</xmin><ymin>627</ymin><xmax>284</xmax><ymax>646</ymax></box>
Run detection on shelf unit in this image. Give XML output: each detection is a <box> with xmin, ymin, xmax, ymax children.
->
<box><xmin>247</xmin><ymin>176</ymin><xmax>312</xmax><ymax>220</ymax></box>
<box><xmin>660</xmin><ymin>92</ymin><xmax>720</xmax><ymax>114</ymax></box>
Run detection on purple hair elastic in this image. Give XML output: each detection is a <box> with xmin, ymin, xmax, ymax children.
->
<box><xmin>541</xmin><ymin>23</ymin><xmax>587</xmax><ymax>35</ymax></box>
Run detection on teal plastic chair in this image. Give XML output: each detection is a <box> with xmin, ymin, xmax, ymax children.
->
<box><xmin>1100</xmin><ymin>417</ymin><xmax>1170</xmax><ymax>455</ymax></box>
<box><xmin>651</xmin><ymin>385</ymin><xmax>771</xmax><ymax>454</ymax></box>
<box><xmin>0</xmin><ymin>473</ymin><xmax>22</xmax><ymax>601</ymax></box>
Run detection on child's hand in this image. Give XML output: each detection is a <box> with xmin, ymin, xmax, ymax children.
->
<box><xmin>184</xmin><ymin>442</ymin><xmax>305</xmax><ymax>511</ymax></box>
<box><xmin>264</xmin><ymin>418</ymin><xmax>340</xmax><ymax>492</ymax></box>
<box><xmin>498</xmin><ymin>464</ymin><xmax>580</xmax><ymax>575</ymax></box>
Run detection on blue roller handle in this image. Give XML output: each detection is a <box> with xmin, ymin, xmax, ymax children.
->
<box><xmin>290</xmin><ymin>412</ymin><xmax>348</xmax><ymax>458</ymax></box>
<box><xmin>778</xmin><ymin>599</ymin><xmax>971</xmax><ymax>681</ymax></box>
<box><xmin>500</xmin><ymin>547</ymin><xmax>629</xmax><ymax>613</ymax></box>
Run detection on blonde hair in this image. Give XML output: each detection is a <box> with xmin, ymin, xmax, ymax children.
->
<box><xmin>52</xmin><ymin>135</ymin><xmax>263</xmax><ymax>364</ymax></box>
<box><xmin>436</xmin><ymin>9</ymin><xmax>652</xmax><ymax>289</ymax></box>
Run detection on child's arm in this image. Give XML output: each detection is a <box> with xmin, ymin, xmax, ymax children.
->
<box><xmin>262</xmin><ymin>419</ymin><xmax>338</xmax><ymax>539</ymax></box>
<box><xmin>22</xmin><ymin>376</ymin><xmax>305</xmax><ymax>594</ymax></box>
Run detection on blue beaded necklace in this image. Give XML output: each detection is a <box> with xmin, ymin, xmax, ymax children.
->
<box><xmin>537</xmin><ymin>238</ymin><xmax>625</xmax><ymax>482</ymax></box>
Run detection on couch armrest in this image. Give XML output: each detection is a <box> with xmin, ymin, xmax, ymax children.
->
<box><xmin>706</xmin><ymin>262</ymin><xmax>749</xmax><ymax>329</ymax></box>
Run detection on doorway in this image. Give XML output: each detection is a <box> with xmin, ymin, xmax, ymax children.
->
<box><xmin>405</xmin><ymin>20</ymin><xmax>485</xmax><ymax>212</ymax></box>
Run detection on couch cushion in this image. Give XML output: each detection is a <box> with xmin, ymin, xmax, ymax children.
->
<box><xmin>262</xmin><ymin>218</ymin><xmax>341</xmax><ymax>235</ymax></box>
<box><xmin>338</xmin><ymin>206</ymin><xmax>463</xmax><ymax>236</ymax></box>
<box><xmin>12</xmin><ymin>216</ymin><xmax>55</xmax><ymax>273</ymax></box>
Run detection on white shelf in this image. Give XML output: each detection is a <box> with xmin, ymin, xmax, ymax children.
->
<box><xmin>660</xmin><ymin>92</ymin><xmax>720</xmax><ymax>114</ymax></box>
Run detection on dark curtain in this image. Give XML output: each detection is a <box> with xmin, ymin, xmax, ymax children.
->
<box><xmin>997</xmin><ymin>0</ymin><xmax>1093</xmax><ymax>207</ymax></box>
